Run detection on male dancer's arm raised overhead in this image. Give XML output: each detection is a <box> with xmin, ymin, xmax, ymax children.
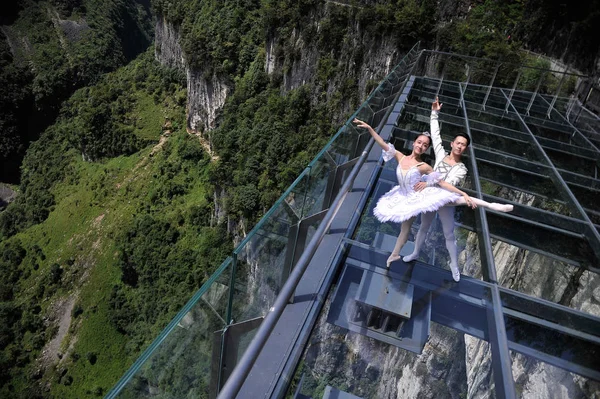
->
<box><xmin>403</xmin><ymin>97</ymin><xmax>513</xmax><ymax>282</ymax></box>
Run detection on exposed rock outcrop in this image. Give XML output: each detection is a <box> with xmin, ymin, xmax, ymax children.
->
<box><xmin>155</xmin><ymin>18</ymin><xmax>229</xmax><ymax>133</ymax></box>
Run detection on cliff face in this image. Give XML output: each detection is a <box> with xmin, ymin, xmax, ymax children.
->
<box><xmin>302</xmin><ymin>298</ymin><xmax>468</xmax><ymax>399</ymax></box>
<box><xmin>154</xmin><ymin>2</ymin><xmax>414</xmax><ymax>134</ymax></box>
<box><xmin>154</xmin><ymin>17</ymin><xmax>229</xmax><ymax>132</ymax></box>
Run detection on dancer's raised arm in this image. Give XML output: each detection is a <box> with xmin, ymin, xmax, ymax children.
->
<box><xmin>430</xmin><ymin>97</ymin><xmax>446</xmax><ymax>166</ymax></box>
<box><xmin>353</xmin><ymin>118</ymin><xmax>390</xmax><ymax>152</ymax></box>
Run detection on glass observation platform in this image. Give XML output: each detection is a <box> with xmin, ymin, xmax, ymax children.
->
<box><xmin>106</xmin><ymin>43</ymin><xmax>600</xmax><ymax>399</ymax></box>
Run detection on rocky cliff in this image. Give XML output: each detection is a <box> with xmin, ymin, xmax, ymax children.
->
<box><xmin>155</xmin><ymin>17</ymin><xmax>229</xmax><ymax>133</ymax></box>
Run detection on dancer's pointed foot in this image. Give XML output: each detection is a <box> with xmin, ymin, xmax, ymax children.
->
<box><xmin>402</xmin><ymin>252</ymin><xmax>418</xmax><ymax>263</ymax></box>
<box><xmin>386</xmin><ymin>253</ymin><xmax>401</xmax><ymax>268</ymax></box>
<box><xmin>450</xmin><ymin>265</ymin><xmax>460</xmax><ymax>282</ymax></box>
<box><xmin>490</xmin><ymin>203</ymin><xmax>514</xmax><ymax>212</ymax></box>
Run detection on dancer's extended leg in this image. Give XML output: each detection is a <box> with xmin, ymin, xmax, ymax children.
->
<box><xmin>386</xmin><ymin>217</ymin><xmax>416</xmax><ymax>268</ymax></box>
<box><xmin>438</xmin><ymin>206</ymin><xmax>461</xmax><ymax>282</ymax></box>
<box><xmin>451</xmin><ymin>197</ymin><xmax>513</xmax><ymax>212</ymax></box>
<box><xmin>403</xmin><ymin>212</ymin><xmax>435</xmax><ymax>263</ymax></box>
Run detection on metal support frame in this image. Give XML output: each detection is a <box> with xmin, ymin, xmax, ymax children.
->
<box><xmin>458</xmin><ymin>82</ymin><xmax>517</xmax><ymax>398</ymax></box>
<box><xmin>501</xmin><ymin>89</ymin><xmax>600</xmax><ymax>265</ymax></box>
<box><xmin>482</xmin><ymin>64</ymin><xmax>500</xmax><ymax>111</ymax></box>
<box><xmin>546</xmin><ymin>72</ymin><xmax>566</xmax><ymax>119</ymax></box>
<box><xmin>505</xmin><ymin>69</ymin><xmax>522</xmax><ymax>114</ymax></box>
<box><xmin>525</xmin><ymin>72</ymin><xmax>546</xmax><ymax>116</ymax></box>
<box><xmin>210</xmin><ymin>317</ymin><xmax>264</xmax><ymax>398</ymax></box>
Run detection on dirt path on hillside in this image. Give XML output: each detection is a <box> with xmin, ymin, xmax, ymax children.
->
<box><xmin>39</xmin><ymin>296</ymin><xmax>76</xmax><ymax>367</ymax></box>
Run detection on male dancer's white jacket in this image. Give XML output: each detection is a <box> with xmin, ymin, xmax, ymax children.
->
<box><xmin>430</xmin><ymin>110</ymin><xmax>468</xmax><ymax>185</ymax></box>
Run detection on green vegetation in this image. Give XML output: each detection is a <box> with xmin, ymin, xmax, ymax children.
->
<box><xmin>0</xmin><ymin>49</ymin><xmax>215</xmax><ymax>398</ymax></box>
<box><xmin>0</xmin><ymin>0</ymin><xmax>152</xmax><ymax>183</ymax></box>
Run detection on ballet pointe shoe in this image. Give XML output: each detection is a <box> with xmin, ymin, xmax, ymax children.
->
<box><xmin>450</xmin><ymin>264</ymin><xmax>460</xmax><ymax>282</ymax></box>
<box><xmin>386</xmin><ymin>253</ymin><xmax>401</xmax><ymax>268</ymax></box>
<box><xmin>490</xmin><ymin>203</ymin><xmax>514</xmax><ymax>213</ymax></box>
<box><xmin>402</xmin><ymin>252</ymin><xmax>418</xmax><ymax>262</ymax></box>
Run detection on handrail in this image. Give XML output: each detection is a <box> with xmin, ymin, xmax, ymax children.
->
<box><xmin>217</xmin><ymin>46</ymin><xmax>421</xmax><ymax>399</ymax></box>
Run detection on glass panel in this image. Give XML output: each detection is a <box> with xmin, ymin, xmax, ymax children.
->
<box><xmin>547</xmin><ymin>148</ymin><xmax>596</xmax><ymax>177</ymax></box>
<box><xmin>112</xmin><ymin>260</ymin><xmax>231</xmax><ymax>398</ymax></box>
<box><xmin>303</xmin><ymin>156</ymin><xmax>335</xmax><ymax>218</ymax></box>
<box><xmin>478</xmin><ymin>179</ymin><xmax>573</xmax><ymax>217</ymax></box>
<box><xmin>470</xmin><ymin>129</ymin><xmax>531</xmax><ymax>159</ymax></box>
<box><xmin>327</xmin><ymin>124</ymin><xmax>360</xmax><ymax>165</ymax></box>
<box><xmin>490</xmin><ymin>239</ymin><xmax>582</xmax><ymax>302</ymax></box>
<box><xmin>527</xmin><ymin>121</ymin><xmax>580</xmax><ymax>146</ymax></box>
<box><xmin>567</xmin><ymin>182</ymin><xmax>600</xmax><ymax>214</ymax></box>
<box><xmin>476</xmin><ymin>162</ymin><xmax>566</xmax><ymax>203</ymax></box>
<box><xmin>500</xmin><ymin>288</ymin><xmax>600</xmax><ymax>335</ymax></box>
<box><xmin>286</xmin><ymin>253</ymin><xmax>499</xmax><ymax>399</ymax></box>
<box><xmin>505</xmin><ymin>318</ymin><xmax>600</xmax><ymax>380</ymax></box>
<box><xmin>231</xmin><ymin>204</ymin><xmax>296</xmax><ymax>322</ymax></box>
<box><xmin>466</xmin><ymin>106</ymin><xmax>523</xmax><ymax>131</ymax></box>
<box><xmin>510</xmin><ymin>351</ymin><xmax>600</xmax><ymax>398</ymax></box>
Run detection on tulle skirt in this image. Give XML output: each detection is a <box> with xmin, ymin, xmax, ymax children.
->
<box><xmin>374</xmin><ymin>186</ymin><xmax>460</xmax><ymax>223</ymax></box>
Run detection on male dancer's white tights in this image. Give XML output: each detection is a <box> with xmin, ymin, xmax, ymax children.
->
<box><xmin>402</xmin><ymin>207</ymin><xmax>458</xmax><ymax>271</ymax></box>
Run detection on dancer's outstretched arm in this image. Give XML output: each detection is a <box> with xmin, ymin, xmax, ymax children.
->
<box><xmin>353</xmin><ymin>119</ymin><xmax>390</xmax><ymax>151</ymax></box>
<box><xmin>437</xmin><ymin>179</ymin><xmax>476</xmax><ymax>209</ymax></box>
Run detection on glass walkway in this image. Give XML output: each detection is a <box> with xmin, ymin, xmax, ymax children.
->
<box><xmin>106</xmin><ymin>43</ymin><xmax>600</xmax><ymax>399</ymax></box>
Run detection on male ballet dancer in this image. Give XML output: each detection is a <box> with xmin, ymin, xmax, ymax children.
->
<box><xmin>402</xmin><ymin>97</ymin><xmax>512</xmax><ymax>282</ymax></box>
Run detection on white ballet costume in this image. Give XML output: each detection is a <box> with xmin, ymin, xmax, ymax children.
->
<box><xmin>373</xmin><ymin>144</ymin><xmax>461</xmax><ymax>224</ymax></box>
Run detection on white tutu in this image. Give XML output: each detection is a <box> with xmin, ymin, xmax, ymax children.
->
<box><xmin>374</xmin><ymin>144</ymin><xmax>460</xmax><ymax>223</ymax></box>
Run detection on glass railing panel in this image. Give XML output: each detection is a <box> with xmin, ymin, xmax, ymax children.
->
<box><xmin>326</xmin><ymin>124</ymin><xmax>360</xmax><ymax>165</ymax></box>
<box><xmin>302</xmin><ymin>155</ymin><xmax>335</xmax><ymax>218</ymax></box>
<box><xmin>495</xmin><ymin>63</ymin><xmax>521</xmax><ymax>90</ymax></box>
<box><xmin>109</xmin><ymin>258</ymin><xmax>232</xmax><ymax>398</ymax></box>
<box><xmin>467</xmin><ymin>59</ymin><xmax>498</xmax><ymax>87</ymax></box>
<box><xmin>231</xmin><ymin>204</ymin><xmax>299</xmax><ymax>322</ymax></box>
